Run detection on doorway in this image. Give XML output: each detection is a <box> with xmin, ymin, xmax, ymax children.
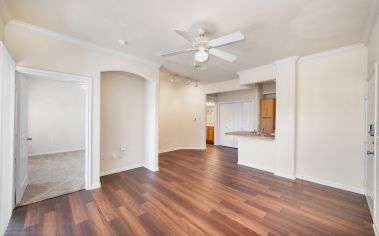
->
<box><xmin>14</xmin><ymin>67</ymin><xmax>92</xmax><ymax>206</ymax></box>
<box><xmin>206</xmin><ymin>101</ymin><xmax>215</xmax><ymax>145</ymax></box>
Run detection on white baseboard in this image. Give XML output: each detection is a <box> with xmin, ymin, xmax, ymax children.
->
<box><xmin>159</xmin><ymin>146</ymin><xmax>206</xmax><ymax>154</ymax></box>
<box><xmin>275</xmin><ymin>172</ymin><xmax>296</xmax><ymax>180</ymax></box>
<box><xmin>181</xmin><ymin>146</ymin><xmax>206</xmax><ymax>150</ymax></box>
<box><xmin>374</xmin><ymin>221</ymin><xmax>378</xmax><ymax>236</ymax></box>
<box><xmin>238</xmin><ymin>162</ymin><xmax>363</xmax><ymax>194</ymax></box>
<box><xmin>16</xmin><ymin>176</ymin><xmax>28</xmax><ymax>204</ymax></box>
<box><xmin>237</xmin><ymin>161</ymin><xmax>274</xmax><ymax>173</ymax></box>
<box><xmin>296</xmin><ymin>174</ymin><xmax>364</xmax><ymax>194</ymax></box>
<box><xmin>100</xmin><ymin>163</ymin><xmax>143</xmax><ymax>176</ymax></box>
<box><xmin>159</xmin><ymin>147</ymin><xmax>180</xmax><ymax>154</ymax></box>
<box><xmin>29</xmin><ymin>148</ymin><xmax>85</xmax><ymax>157</ymax></box>
<box><xmin>87</xmin><ymin>182</ymin><xmax>101</xmax><ymax>190</ymax></box>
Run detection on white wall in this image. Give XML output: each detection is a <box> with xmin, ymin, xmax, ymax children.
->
<box><xmin>296</xmin><ymin>45</ymin><xmax>367</xmax><ymax>191</ymax></box>
<box><xmin>0</xmin><ymin>17</ymin><xmax>4</xmax><ymax>40</ymax></box>
<box><xmin>159</xmin><ymin>79</ymin><xmax>260</xmax><ymax>150</ymax></box>
<box><xmin>274</xmin><ymin>57</ymin><xmax>297</xmax><ymax>179</ymax></box>
<box><xmin>159</xmin><ymin>68</ymin><xmax>205</xmax><ymax>153</ymax></box>
<box><xmin>144</xmin><ymin>79</ymin><xmax>159</xmax><ymax>171</ymax></box>
<box><xmin>238</xmin><ymin>64</ymin><xmax>276</xmax><ymax>85</ymax></box>
<box><xmin>217</xmin><ymin>89</ymin><xmax>257</xmax><ymax>103</ymax></box>
<box><xmin>100</xmin><ymin>72</ymin><xmax>145</xmax><ymax>175</ymax></box>
<box><xmin>262</xmin><ymin>82</ymin><xmax>276</xmax><ymax>95</ymax></box>
<box><xmin>27</xmin><ymin>76</ymin><xmax>85</xmax><ymax>155</ymax></box>
<box><xmin>4</xmin><ymin>20</ymin><xmax>160</xmax><ymax>187</ymax></box>
<box><xmin>203</xmin><ymin>79</ymin><xmax>251</xmax><ymax>94</ymax></box>
<box><xmin>368</xmin><ymin>15</ymin><xmax>379</xmax><ymax>73</ymax></box>
<box><xmin>238</xmin><ymin>137</ymin><xmax>275</xmax><ymax>172</ymax></box>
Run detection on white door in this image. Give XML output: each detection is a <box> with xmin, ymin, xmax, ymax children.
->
<box><xmin>232</xmin><ymin>103</ymin><xmax>243</xmax><ymax>147</ymax></box>
<box><xmin>242</xmin><ymin>101</ymin><xmax>254</xmax><ymax>131</ymax></box>
<box><xmin>219</xmin><ymin>103</ymin><xmax>234</xmax><ymax>147</ymax></box>
<box><xmin>15</xmin><ymin>74</ymin><xmax>29</xmax><ymax>204</ymax></box>
<box><xmin>366</xmin><ymin>65</ymin><xmax>377</xmax><ymax>216</ymax></box>
<box><xmin>219</xmin><ymin>103</ymin><xmax>243</xmax><ymax>148</ymax></box>
<box><xmin>0</xmin><ymin>42</ymin><xmax>16</xmax><ymax>235</ymax></box>
<box><xmin>375</xmin><ymin>63</ymin><xmax>379</xmax><ymax>234</ymax></box>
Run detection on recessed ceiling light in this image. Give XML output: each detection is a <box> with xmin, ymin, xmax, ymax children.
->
<box><xmin>118</xmin><ymin>39</ymin><xmax>128</xmax><ymax>46</ymax></box>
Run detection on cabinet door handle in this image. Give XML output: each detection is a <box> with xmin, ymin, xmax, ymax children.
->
<box><xmin>367</xmin><ymin>151</ymin><xmax>374</xmax><ymax>155</ymax></box>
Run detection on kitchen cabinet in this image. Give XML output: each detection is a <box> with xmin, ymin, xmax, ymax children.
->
<box><xmin>206</xmin><ymin>126</ymin><xmax>214</xmax><ymax>144</ymax></box>
<box><xmin>260</xmin><ymin>98</ymin><xmax>276</xmax><ymax>132</ymax></box>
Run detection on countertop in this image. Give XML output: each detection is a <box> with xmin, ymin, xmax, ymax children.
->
<box><xmin>226</xmin><ymin>131</ymin><xmax>275</xmax><ymax>140</ymax></box>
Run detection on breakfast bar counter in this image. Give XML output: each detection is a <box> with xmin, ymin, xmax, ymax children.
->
<box><xmin>227</xmin><ymin>131</ymin><xmax>276</xmax><ymax>173</ymax></box>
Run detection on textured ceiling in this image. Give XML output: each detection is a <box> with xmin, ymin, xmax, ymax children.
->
<box><xmin>5</xmin><ymin>0</ymin><xmax>375</xmax><ymax>82</ymax></box>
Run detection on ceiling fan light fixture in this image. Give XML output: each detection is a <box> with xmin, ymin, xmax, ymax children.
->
<box><xmin>194</xmin><ymin>50</ymin><xmax>209</xmax><ymax>63</ymax></box>
<box><xmin>161</xmin><ymin>28</ymin><xmax>244</xmax><ymax>65</ymax></box>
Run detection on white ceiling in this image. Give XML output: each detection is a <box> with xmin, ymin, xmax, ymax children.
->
<box><xmin>4</xmin><ymin>0</ymin><xmax>376</xmax><ymax>82</ymax></box>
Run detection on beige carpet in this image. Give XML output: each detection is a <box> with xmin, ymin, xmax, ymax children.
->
<box><xmin>19</xmin><ymin>150</ymin><xmax>85</xmax><ymax>206</ymax></box>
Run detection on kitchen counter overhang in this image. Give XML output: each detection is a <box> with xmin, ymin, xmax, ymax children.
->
<box><xmin>226</xmin><ymin>131</ymin><xmax>275</xmax><ymax>140</ymax></box>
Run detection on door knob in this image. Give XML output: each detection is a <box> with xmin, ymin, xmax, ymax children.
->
<box><xmin>367</xmin><ymin>151</ymin><xmax>374</xmax><ymax>155</ymax></box>
<box><xmin>26</xmin><ymin>137</ymin><xmax>32</xmax><ymax>141</ymax></box>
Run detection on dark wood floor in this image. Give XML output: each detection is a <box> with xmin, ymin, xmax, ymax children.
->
<box><xmin>6</xmin><ymin>145</ymin><xmax>374</xmax><ymax>235</ymax></box>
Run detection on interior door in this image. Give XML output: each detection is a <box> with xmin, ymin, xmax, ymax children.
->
<box><xmin>232</xmin><ymin>103</ymin><xmax>243</xmax><ymax>147</ymax></box>
<box><xmin>219</xmin><ymin>103</ymin><xmax>243</xmax><ymax>148</ymax></box>
<box><xmin>375</xmin><ymin>63</ymin><xmax>379</xmax><ymax>229</ymax></box>
<box><xmin>219</xmin><ymin>103</ymin><xmax>234</xmax><ymax>147</ymax></box>
<box><xmin>366</xmin><ymin>66</ymin><xmax>377</xmax><ymax>215</ymax></box>
<box><xmin>242</xmin><ymin>101</ymin><xmax>253</xmax><ymax>131</ymax></box>
<box><xmin>0</xmin><ymin>42</ymin><xmax>16</xmax><ymax>234</ymax></box>
<box><xmin>15</xmin><ymin>74</ymin><xmax>29</xmax><ymax>204</ymax></box>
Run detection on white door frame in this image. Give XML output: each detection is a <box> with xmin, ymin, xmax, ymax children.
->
<box><xmin>365</xmin><ymin>63</ymin><xmax>378</xmax><ymax>220</ymax></box>
<box><xmin>14</xmin><ymin>66</ymin><xmax>93</xmax><ymax>196</ymax></box>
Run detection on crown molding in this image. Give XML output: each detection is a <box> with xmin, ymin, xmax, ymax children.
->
<box><xmin>7</xmin><ymin>20</ymin><xmax>161</xmax><ymax>69</ymax></box>
<box><xmin>298</xmin><ymin>43</ymin><xmax>366</xmax><ymax>63</ymax></box>
<box><xmin>363</xmin><ymin>0</ymin><xmax>379</xmax><ymax>44</ymax></box>
<box><xmin>16</xmin><ymin>66</ymin><xmax>90</xmax><ymax>83</ymax></box>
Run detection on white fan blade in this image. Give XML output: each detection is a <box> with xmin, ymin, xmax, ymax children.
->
<box><xmin>160</xmin><ymin>48</ymin><xmax>196</xmax><ymax>57</ymax></box>
<box><xmin>209</xmin><ymin>48</ymin><xmax>237</xmax><ymax>62</ymax></box>
<box><xmin>208</xmin><ymin>31</ymin><xmax>245</xmax><ymax>47</ymax></box>
<box><xmin>175</xmin><ymin>29</ymin><xmax>196</xmax><ymax>43</ymax></box>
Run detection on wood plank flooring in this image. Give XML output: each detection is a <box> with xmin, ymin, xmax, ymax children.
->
<box><xmin>6</xmin><ymin>145</ymin><xmax>374</xmax><ymax>235</ymax></box>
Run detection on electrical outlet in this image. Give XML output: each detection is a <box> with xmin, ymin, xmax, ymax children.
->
<box><xmin>120</xmin><ymin>146</ymin><xmax>127</xmax><ymax>152</ymax></box>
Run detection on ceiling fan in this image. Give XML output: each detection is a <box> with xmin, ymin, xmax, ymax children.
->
<box><xmin>160</xmin><ymin>28</ymin><xmax>245</xmax><ymax>65</ymax></box>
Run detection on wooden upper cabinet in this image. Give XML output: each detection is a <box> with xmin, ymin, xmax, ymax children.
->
<box><xmin>260</xmin><ymin>99</ymin><xmax>276</xmax><ymax>118</ymax></box>
<box><xmin>260</xmin><ymin>98</ymin><xmax>276</xmax><ymax>132</ymax></box>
